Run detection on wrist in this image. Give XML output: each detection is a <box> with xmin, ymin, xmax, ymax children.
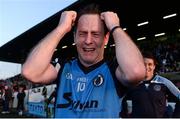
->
<box><xmin>56</xmin><ymin>25</ymin><xmax>69</xmax><ymax>35</ymax></box>
<box><xmin>110</xmin><ymin>26</ymin><xmax>121</xmax><ymax>35</ymax></box>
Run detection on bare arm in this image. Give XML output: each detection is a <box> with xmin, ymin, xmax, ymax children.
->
<box><xmin>101</xmin><ymin>12</ymin><xmax>145</xmax><ymax>86</ymax></box>
<box><xmin>21</xmin><ymin>11</ymin><xmax>77</xmax><ymax>84</ymax></box>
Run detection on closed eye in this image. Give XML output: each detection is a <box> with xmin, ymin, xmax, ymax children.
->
<box><xmin>79</xmin><ymin>31</ymin><xmax>87</xmax><ymax>37</ymax></box>
<box><xmin>92</xmin><ymin>32</ymin><xmax>100</xmax><ymax>38</ymax></box>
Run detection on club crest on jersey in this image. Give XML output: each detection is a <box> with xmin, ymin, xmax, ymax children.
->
<box><xmin>93</xmin><ymin>74</ymin><xmax>104</xmax><ymax>87</ymax></box>
<box><xmin>153</xmin><ymin>84</ymin><xmax>161</xmax><ymax>91</ymax></box>
<box><xmin>66</xmin><ymin>73</ymin><xmax>73</xmax><ymax>80</ymax></box>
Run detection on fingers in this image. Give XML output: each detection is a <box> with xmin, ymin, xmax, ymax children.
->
<box><xmin>72</xmin><ymin>11</ymin><xmax>77</xmax><ymax>21</ymax></box>
<box><xmin>69</xmin><ymin>11</ymin><xmax>77</xmax><ymax>26</ymax></box>
<box><xmin>100</xmin><ymin>12</ymin><xmax>120</xmax><ymax>30</ymax></box>
<box><xmin>101</xmin><ymin>11</ymin><xmax>118</xmax><ymax>19</ymax></box>
<box><xmin>59</xmin><ymin>11</ymin><xmax>77</xmax><ymax>32</ymax></box>
<box><xmin>61</xmin><ymin>11</ymin><xmax>77</xmax><ymax>24</ymax></box>
<box><xmin>100</xmin><ymin>12</ymin><xmax>105</xmax><ymax>20</ymax></box>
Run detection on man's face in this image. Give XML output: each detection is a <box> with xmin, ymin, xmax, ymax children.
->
<box><xmin>144</xmin><ymin>58</ymin><xmax>156</xmax><ymax>79</ymax></box>
<box><xmin>19</xmin><ymin>87</ymin><xmax>23</xmax><ymax>92</ymax></box>
<box><xmin>74</xmin><ymin>14</ymin><xmax>108</xmax><ymax>67</ymax></box>
<box><xmin>5</xmin><ymin>86</ymin><xmax>8</xmax><ymax>90</ymax></box>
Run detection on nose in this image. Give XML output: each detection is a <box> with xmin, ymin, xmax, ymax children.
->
<box><xmin>85</xmin><ymin>33</ymin><xmax>93</xmax><ymax>45</ymax></box>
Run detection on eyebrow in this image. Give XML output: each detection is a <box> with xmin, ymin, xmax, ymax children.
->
<box><xmin>78</xmin><ymin>30</ymin><xmax>101</xmax><ymax>34</ymax></box>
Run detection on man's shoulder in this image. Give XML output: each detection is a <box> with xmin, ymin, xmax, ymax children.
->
<box><xmin>154</xmin><ymin>74</ymin><xmax>169</xmax><ymax>81</ymax></box>
<box><xmin>152</xmin><ymin>74</ymin><xmax>171</xmax><ymax>84</ymax></box>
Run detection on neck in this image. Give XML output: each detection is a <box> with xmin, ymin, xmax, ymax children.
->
<box><xmin>77</xmin><ymin>58</ymin><xmax>105</xmax><ymax>74</ymax></box>
<box><xmin>78</xmin><ymin>57</ymin><xmax>104</xmax><ymax>68</ymax></box>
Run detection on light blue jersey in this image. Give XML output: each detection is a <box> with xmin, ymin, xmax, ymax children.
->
<box><xmin>55</xmin><ymin>59</ymin><xmax>123</xmax><ymax>118</ymax></box>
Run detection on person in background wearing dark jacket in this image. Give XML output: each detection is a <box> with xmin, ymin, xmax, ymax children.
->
<box><xmin>121</xmin><ymin>51</ymin><xmax>180</xmax><ymax>118</ymax></box>
<box><xmin>1</xmin><ymin>85</ymin><xmax>12</xmax><ymax>114</ymax></box>
<box><xmin>17</xmin><ymin>86</ymin><xmax>26</xmax><ymax>115</ymax></box>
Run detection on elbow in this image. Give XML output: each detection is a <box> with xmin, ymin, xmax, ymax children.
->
<box><xmin>127</xmin><ymin>66</ymin><xmax>146</xmax><ymax>85</ymax></box>
<box><xmin>21</xmin><ymin>65</ymin><xmax>39</xmax><ymax>83</ymax></box>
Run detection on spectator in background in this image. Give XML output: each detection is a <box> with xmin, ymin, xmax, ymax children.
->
<box><xmin>47</xmin><ymin>87</ymin><xmax>56</xmax><ymax>105</ymax></box>
<box><xmin>42</xmin><ymin>85</ymin><xmax>47</xmax><ymax>99</ymax></box>
<box><xmin>1</xmin><ymin>85</ymin><xmax>12</xmax><ymax>114</ymax></box>
<box><xmin>46</xmin><ymin>87</ymin><xmax>57</xmax><ymax>118</ymax></box>
<box><xmin>12</xmin><ymin>86</ymin><xmax>18</xmax><ymax>112</ymax></box>
<box><xmin>0</xmin><ymin>87</ymin><xmax>3</xmax><ymax>100</ymax></box>
<box><xmin>0</xmin><ymin>87</ymin><xmax>4</xmax><ymax>110</ymax></box>
<box><xmin>17</xmin><ymin>86</ymin><xmax>26</xmax><ymax>115</ymax></box>
<box><xmin>121</xmin><ymin>51</ymin><xmax>180</xmax><ymax>118</ymax></box>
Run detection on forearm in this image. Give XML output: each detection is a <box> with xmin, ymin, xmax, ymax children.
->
<box><xmin>113</xmin><ymin>28</ymin><xmax>145</xmax><ymax>84</ymax></box>
<box><xmin>22</xmin><ymin>11</ymin><xmax>77</xmax><ymax>83</ymax></box>
<box><xmin>22</xmin><ymin>26</ymin><xmax>67</xmax><ymax>82</ymax></box>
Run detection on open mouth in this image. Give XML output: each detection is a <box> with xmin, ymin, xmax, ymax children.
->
<box><xmin>83</xmin><ymin>48</ymin><xmax>95</xmax><ymax>52</ymax></box>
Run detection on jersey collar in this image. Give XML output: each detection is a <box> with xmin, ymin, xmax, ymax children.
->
<box><xmin>77</xmin><ymin>59</ymin><xmax>105</xmax><ymax>74</ymax></box>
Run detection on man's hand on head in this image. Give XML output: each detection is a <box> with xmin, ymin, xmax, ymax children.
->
<box><xmin>100</xmin><ymin>11</ymin><xmax>120</xmax><ymax>31</ymax></box>
<box><xmin>58</xmin><ymin>11</ymin><xmax>77</xmax><ymax>33</ymax></box>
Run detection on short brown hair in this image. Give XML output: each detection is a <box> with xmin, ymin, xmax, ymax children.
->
<box><xmin>142</xmin><ymin>51</ymin><xmax>157</xmax><ymax>65</ymax></box>
<box><xmin>74</xmin><ymin>3</ymin><xmax>108</xmax><ymax>34</ymax></box>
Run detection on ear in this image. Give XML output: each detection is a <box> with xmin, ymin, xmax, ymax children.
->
<box><xmin>104</xmin><ymin>32</ymin><xmax>110</xmax><ymax>46</ymax></box>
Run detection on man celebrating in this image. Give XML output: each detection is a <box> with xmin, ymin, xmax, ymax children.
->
<box><xmin>22</xmin><ymin>4</ymin><xmax>145</xmax><ymax>118</ymax></box>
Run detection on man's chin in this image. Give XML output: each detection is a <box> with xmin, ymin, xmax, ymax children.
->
<box><xmin>84</xmin><ymin>59</ymin><xmax>94</xmax><ymax>65</ymax></box>
<box><xmin>80</xmin><ymin>58</ymin><xmax>96</xmax><ymax>66</ymax></box>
